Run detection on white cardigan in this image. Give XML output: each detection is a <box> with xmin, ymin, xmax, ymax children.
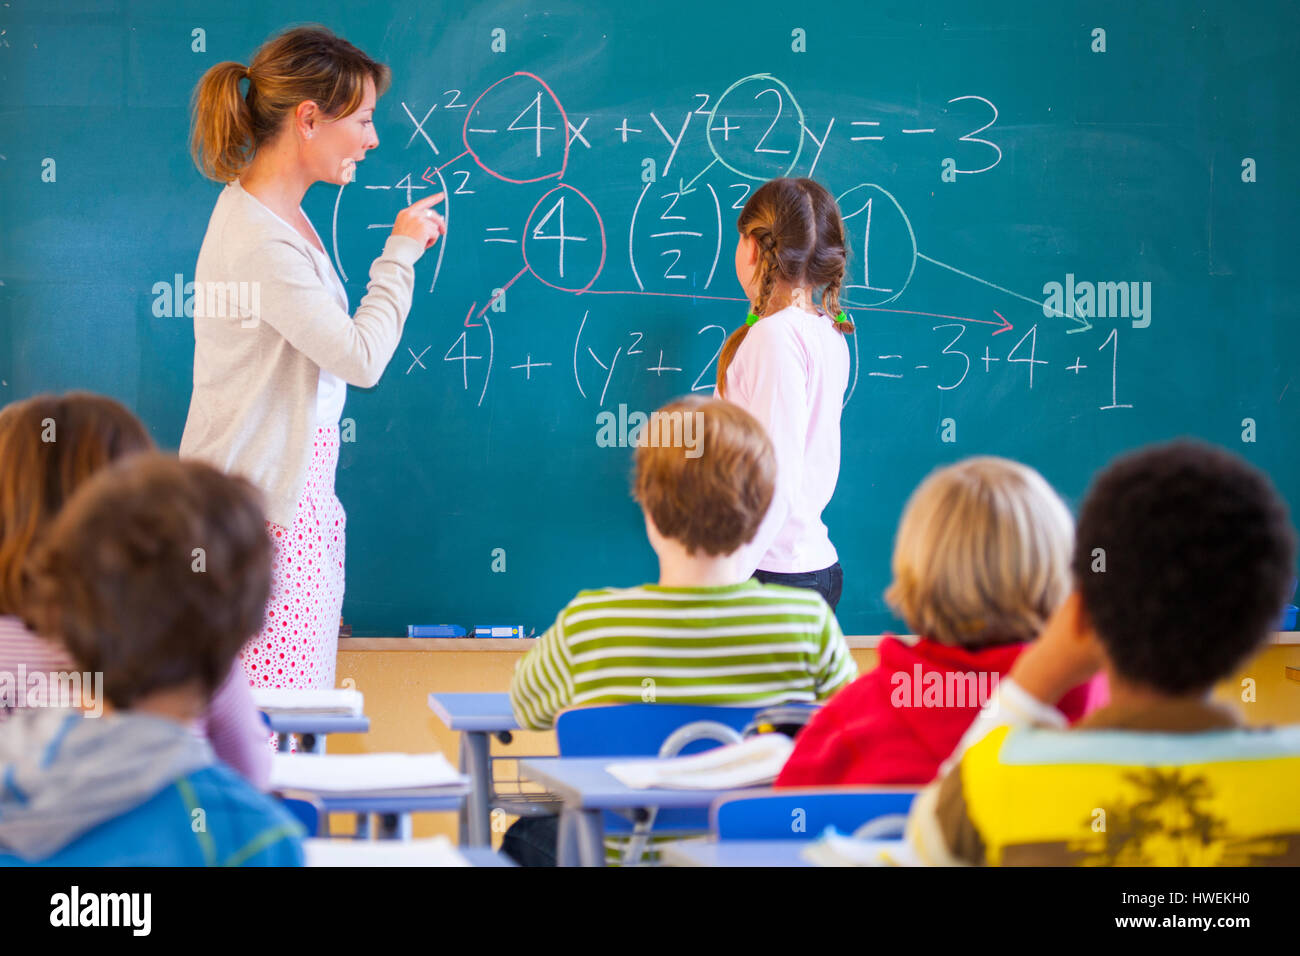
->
<box><xmin>180</xmin><ymin>180</ymin><xmax>424</xmax><ymax>527</ymax></box>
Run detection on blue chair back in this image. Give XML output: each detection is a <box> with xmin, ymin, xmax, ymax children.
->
<box><xmin>279</xmin><ymin>795</ymin><xmax>322</xmax><ymax>837</ymax></box>
<box><xmin>554</xmin><ymin>703</ymin><xmax>768</xmax><ymax>838</ymax></box>
<box><xmin>555</xmin><ymin>703</ymin><xmax>766</xmax><ymax>757</ymax></box>
<box><xmin>712</xmin><ymin>787</ymin><xmax>919</xmax><ymax>840</ymax></box>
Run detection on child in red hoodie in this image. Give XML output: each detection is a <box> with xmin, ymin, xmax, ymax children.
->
<box><xmin>777</xmin><ymin>457</ymin><xmax>1092</xmax><ymax>787</ymax></box>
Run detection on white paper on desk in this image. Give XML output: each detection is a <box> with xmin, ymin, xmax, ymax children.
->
<box><xmin>800</xmin><ymin>828</ymin><xmax>920</xmax><ymax>867</ymax></box>
<box><xmin>251</xmin><ymin>687</ymin><xmax>364</xmax><ymax>716</ymax></box>
<box><xmin>270</xmin><ymin>752</ymin><xmax>465</xmax><ymax>793</ymax></box>
<box><xmin>606</xmin><ymin>734</ymin><xmax>795</xmax><ymax>790</ymax></box>
<box><xmin>304</xmin><ymin>837</ymin><xmax>470</xmax><ymax>867</ymax></box>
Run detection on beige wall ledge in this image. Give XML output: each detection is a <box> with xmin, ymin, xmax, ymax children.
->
<box><xmin>339</xmin><ymin>632</ymin><xmax>1300</xmax><ymax>652</ymax></box>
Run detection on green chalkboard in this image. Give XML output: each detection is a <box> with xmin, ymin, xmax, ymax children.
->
<box><xmin>3</xmin><ymin>1</ymin><xmax>1297</xmax><ymax>635</ymax></box>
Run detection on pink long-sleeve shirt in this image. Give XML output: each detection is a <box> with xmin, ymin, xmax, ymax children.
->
<box><xmin>0</xmin><ymin>615</ymin><xmax>271</xmax><ymax>789</ymax></box>
<box><xmin>720</xmin><ymin>306</ymin><xmax>851</xmax><ymax>577</ymax></box>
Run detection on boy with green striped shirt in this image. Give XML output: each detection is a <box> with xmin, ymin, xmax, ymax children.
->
<box><xmin>512</xmin><ymin>582</ymin><xmax>853</xmax><ymax>730</ymax></box>
<box><xmin>512</xmin><ymin>396</ymin><xmax>854</xmax><ymax>732</ymax></box>
<box><xmin>510</xmin><ymin>396</ymin><xmax>855</xmax><ymax>740</ymax></box>
<box><xmin>505</xmin><ymin>397</ymin><xmax>854</xmax><ymax>865</ymax></box>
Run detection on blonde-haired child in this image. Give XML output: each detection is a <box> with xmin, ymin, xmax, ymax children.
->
<box><xmin>777</xmin><ymin>456</ymin><xmax>1092</xmax><ymax>787</ymax></box>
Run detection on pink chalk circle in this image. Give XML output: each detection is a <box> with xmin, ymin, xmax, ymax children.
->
<box><xmin>705</xmin><ymin>73</ymin><xmax>805</xmax><ymax>181</ymax></box>
<box><xmin>463</xmin><ymin>72</ymin><xmax>571</xmax><ymax>184</ymax></box>
<box><xmin>521</xmin><ymin>184</ymin><xmax>607</xmax><ymax>294</ymax></box>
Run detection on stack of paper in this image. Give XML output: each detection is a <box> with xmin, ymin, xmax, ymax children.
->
<box><xmin>606</xmin><ymin>734</ymin><xmax>795</xmax><ymax>790</ymax></box>
<box><xmin>270</xmin><ymin>752</ymin><xmax>467</xmax><ymax>795</ymax></box>
<box><xmin>304</xmin><ymin>837</ymin><xmax>469</xmax><ymax>867</ymax></box>
<box><xmin>252</xmin><ymin>687</ymin><xmax>364</xmax><ymax>716</ymax></box>
<box><xmin>800</xmin><ymin>827</ymin><xmax>920</xmax><ymax>867</ymax></box>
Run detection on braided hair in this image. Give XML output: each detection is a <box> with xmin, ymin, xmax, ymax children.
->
<box><xmin>716</xmin><ymin>178</ymin><xmax>852</xmax><ymax>396</ymax></box>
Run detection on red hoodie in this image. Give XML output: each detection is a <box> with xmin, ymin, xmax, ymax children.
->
<box><xmin>775</xmin><ymin>636</ymin><xmax>1093</xmax><ymax>788</ymax></box>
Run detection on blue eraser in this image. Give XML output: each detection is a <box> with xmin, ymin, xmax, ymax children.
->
<box><xmin>408</xmin><ymin>624</ymin><xmax>467</xmax><ymax>638</ymax></box>
<box><xmin>471</xmin><ymin>625</ymin><xmax>526</xmax><ymax>638</ymax></box>
<box><xmin>1277</xmin><ymin>605</ymin><xmax>1298</xmax><ymax>632</ymax></box>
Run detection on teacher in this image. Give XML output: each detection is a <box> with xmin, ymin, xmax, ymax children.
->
<box><xmin>182</xmin><ymin>25</ymin><xmax>444</xmax><ymax>693</ymax></box>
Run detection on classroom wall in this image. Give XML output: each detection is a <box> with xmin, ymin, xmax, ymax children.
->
<box><xmin>326</xmin><ymin>638</ymin><xmax>1300</xmax><ymax>843</ymax></box>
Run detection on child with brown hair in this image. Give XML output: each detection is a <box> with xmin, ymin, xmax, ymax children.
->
<box><xmin>0</xmin><ymin>393</ymin><xmax>271</xmax><ymax>787</ymax></box>
<box><xmin>511</xmin><ymin>395</ymin><xmax>855</xmax><ymax>730</ymax></box>
<box><xmin>0</xmin><ymin>455</ymin><xmax>303</xmax><ymax>865</ymax></box>
<box><xmin>716</xmin><ymin>177</ymin><xmax>854</xmax><ymax>609</ymax></box>
<box><xmin>777</xmin><ymin>457</ymin><xmax>1092</xmax><ymax>788</ymax></box>
<box><xmin>504</xmin><ymin>395</ymin><xmax>856</xmax><ymax>865</ymax></box>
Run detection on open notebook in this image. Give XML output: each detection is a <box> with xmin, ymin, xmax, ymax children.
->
<box><xmin>304</xmin><ymin>837</ymin><xmax>469</xmax><ymax>867</ymax></box>
<box><xmin>605</xmin><ymin>734</ymin><xmax>795</xmax><ymax>790</ymax></box>
<box><xmin>270</xmin><ymin>753</ymin><xmax>467</xmax><ymax>794</ymax></box>
<box><xmin>251</xmin><ymin>687</ymin><xmax>364</xmax><ymax>716</ymax></box>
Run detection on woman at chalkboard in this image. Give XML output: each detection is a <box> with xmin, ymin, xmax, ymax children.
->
<box><xmin>716</xmin><ymin>178</ymin><xmax>854</xmax><ymax>610</ymax></box>
<box><xmin>181</xmin><ymin>26</ymin><xmax>445</xmax><ymax>699</ymax></box>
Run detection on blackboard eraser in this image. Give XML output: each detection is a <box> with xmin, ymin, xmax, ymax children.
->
<box><xmin>407</xmin><ymin>624</ymin><xmax>468</xmax><ymax>638</ymax></box>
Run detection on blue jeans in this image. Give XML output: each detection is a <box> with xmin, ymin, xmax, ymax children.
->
<box><xmin>752</xmin><ymin>562</ymin><xmax>843</xmax><ymax>611</ymax></box>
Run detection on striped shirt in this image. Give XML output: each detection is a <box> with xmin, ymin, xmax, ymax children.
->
<box><xmin>0</xmin><ymin>615</ymin><xmax>271</xmax><ymax>789</ymax></box>
<box><xmin>0</xmin><ymin>615</ymin><xmax>74</xmax><ymax>688</ymax></box>
<box><xmin>510</xmin><ymin>580</ymin><xmax>857</xmax><ymax>731</ymax></box>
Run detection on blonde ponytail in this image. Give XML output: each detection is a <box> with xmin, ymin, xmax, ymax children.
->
<box><xmin>190</xmin><ymin>61</ymin><xmax>255</xmax><ymax>183</ymax></box>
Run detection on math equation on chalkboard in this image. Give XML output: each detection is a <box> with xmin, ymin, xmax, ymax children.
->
<box><xmin>331</xmin><ymin>70</ymin><xmax>1142</xmax><ymax>414</ymax></box>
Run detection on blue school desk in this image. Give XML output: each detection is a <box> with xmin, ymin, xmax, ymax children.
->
<box><xmin>461</xmin><ymin>847</ymin><xmax>517</xmax><ymax>866</ymax></box>
<box><xmin>517</xmin><ymin>756</ymin><xmax>763</xmax><ymax>866</ymax></box>
<box><xmin>263</xmin><ymin>713</ymin><xmax>371</xmax><ymax>754</ymax></box>
<box><xmin>307</xmin><ymin>785</ymin><xmax>471</xmax><ymax>840</ymax></box>
<box><xmin>428</xmin><ymin>692</ymin><xmax>521</xmax><ymax>846</ymax></box>
<box><xmin>304</xmin><ymin>841</ymin><xmax>515</xmax><ymax>866</ymax></box>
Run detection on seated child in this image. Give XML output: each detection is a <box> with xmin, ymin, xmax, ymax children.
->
<box><xmin>907</xmin><ymin>440</ymin><xmax>1300</xmax><ymax>865</ymax></box>
<box><xmin>0</xmin><ymin>455</ymin><xmax>304</xmax><ymax>866</ymax></box>
<box><xmin>505</xmin><ymin>396</ymin><xmax>857</xmax><ymax>864</ymax></box>
<box><xmin>0</xmin><ymin>392</ymin><xmax>271</xmax><ymax>788</ymax></box>
<box><xmin>777</xmin><ymin>457</ymin><xmax>1091</xmax><ymax>788</ymax></box>
<box><xmin>511</xmin><ymin>395</ymin><xmax>856</xmax><ymax>729</ymax></box>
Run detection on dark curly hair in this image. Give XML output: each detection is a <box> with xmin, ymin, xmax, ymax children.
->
<box><xmin>1072</xmin><ymin>440</ymin><xmax>1296</xmax><ymax>695</ymax></box>
<box><xmin>28</xmin><ymin>454</ymin><xmax>272</xmax><ymax>708</ymax></box>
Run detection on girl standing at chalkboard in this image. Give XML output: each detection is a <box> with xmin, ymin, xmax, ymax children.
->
<box><xmin>717</xmin><ymin>178</ymin><xmax>854</xmax><ymax>610</ymax></box>
<box><xmin>183</xmin><ymin>26</ymin><xmax>445</xmax><ymax>700</ymax></box>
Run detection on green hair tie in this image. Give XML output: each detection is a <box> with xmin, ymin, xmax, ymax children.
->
<box><xmin>745</xmin><ymin>312</ymin><xmax>760</xmax><ymax>326</ymax></box>
<box><xmin>836</xmin><ymin>311</ymin><xmax>849</xmax><ymax>323</ymax></box>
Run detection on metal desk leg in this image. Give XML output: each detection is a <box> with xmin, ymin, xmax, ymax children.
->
<box><xmin>564</xmin><ymin>807</ymin><xmax>606</xmax><ymax>867</ymax></box>
<box><xmin>457</xmin><ymin>740</ymin><xmax>470</xmax><ymax>844</ymax></box>
<box><xmin>377</xmin><ymin>813</ymin><xmax>411</xmax><ymax>840</ymax></box>
<box><xmin>462</xmin><ymin>731</ymin><xmax>492</xmax><ymax>847</ymax></box>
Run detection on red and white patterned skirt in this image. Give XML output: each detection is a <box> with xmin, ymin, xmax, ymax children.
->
<box><xmin>241</xmin><ymin>424</ymin><xmax>346</xmax><ymax>691</ymax></box>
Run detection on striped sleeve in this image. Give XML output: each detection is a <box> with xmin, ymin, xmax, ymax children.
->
<box><xmin>510</xmin><ymin>606</ymin><xmax>576</xmax><ymax>731</ymax></box>
<box><xmin>812</xmin><ymin>604</ymin><xmax>857</xmax><ymax>698</ymax></box>
<box><xmin>199</xmin><ymin>660</ymin><xmax>273</xmax><ymax>790</ymax></box>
